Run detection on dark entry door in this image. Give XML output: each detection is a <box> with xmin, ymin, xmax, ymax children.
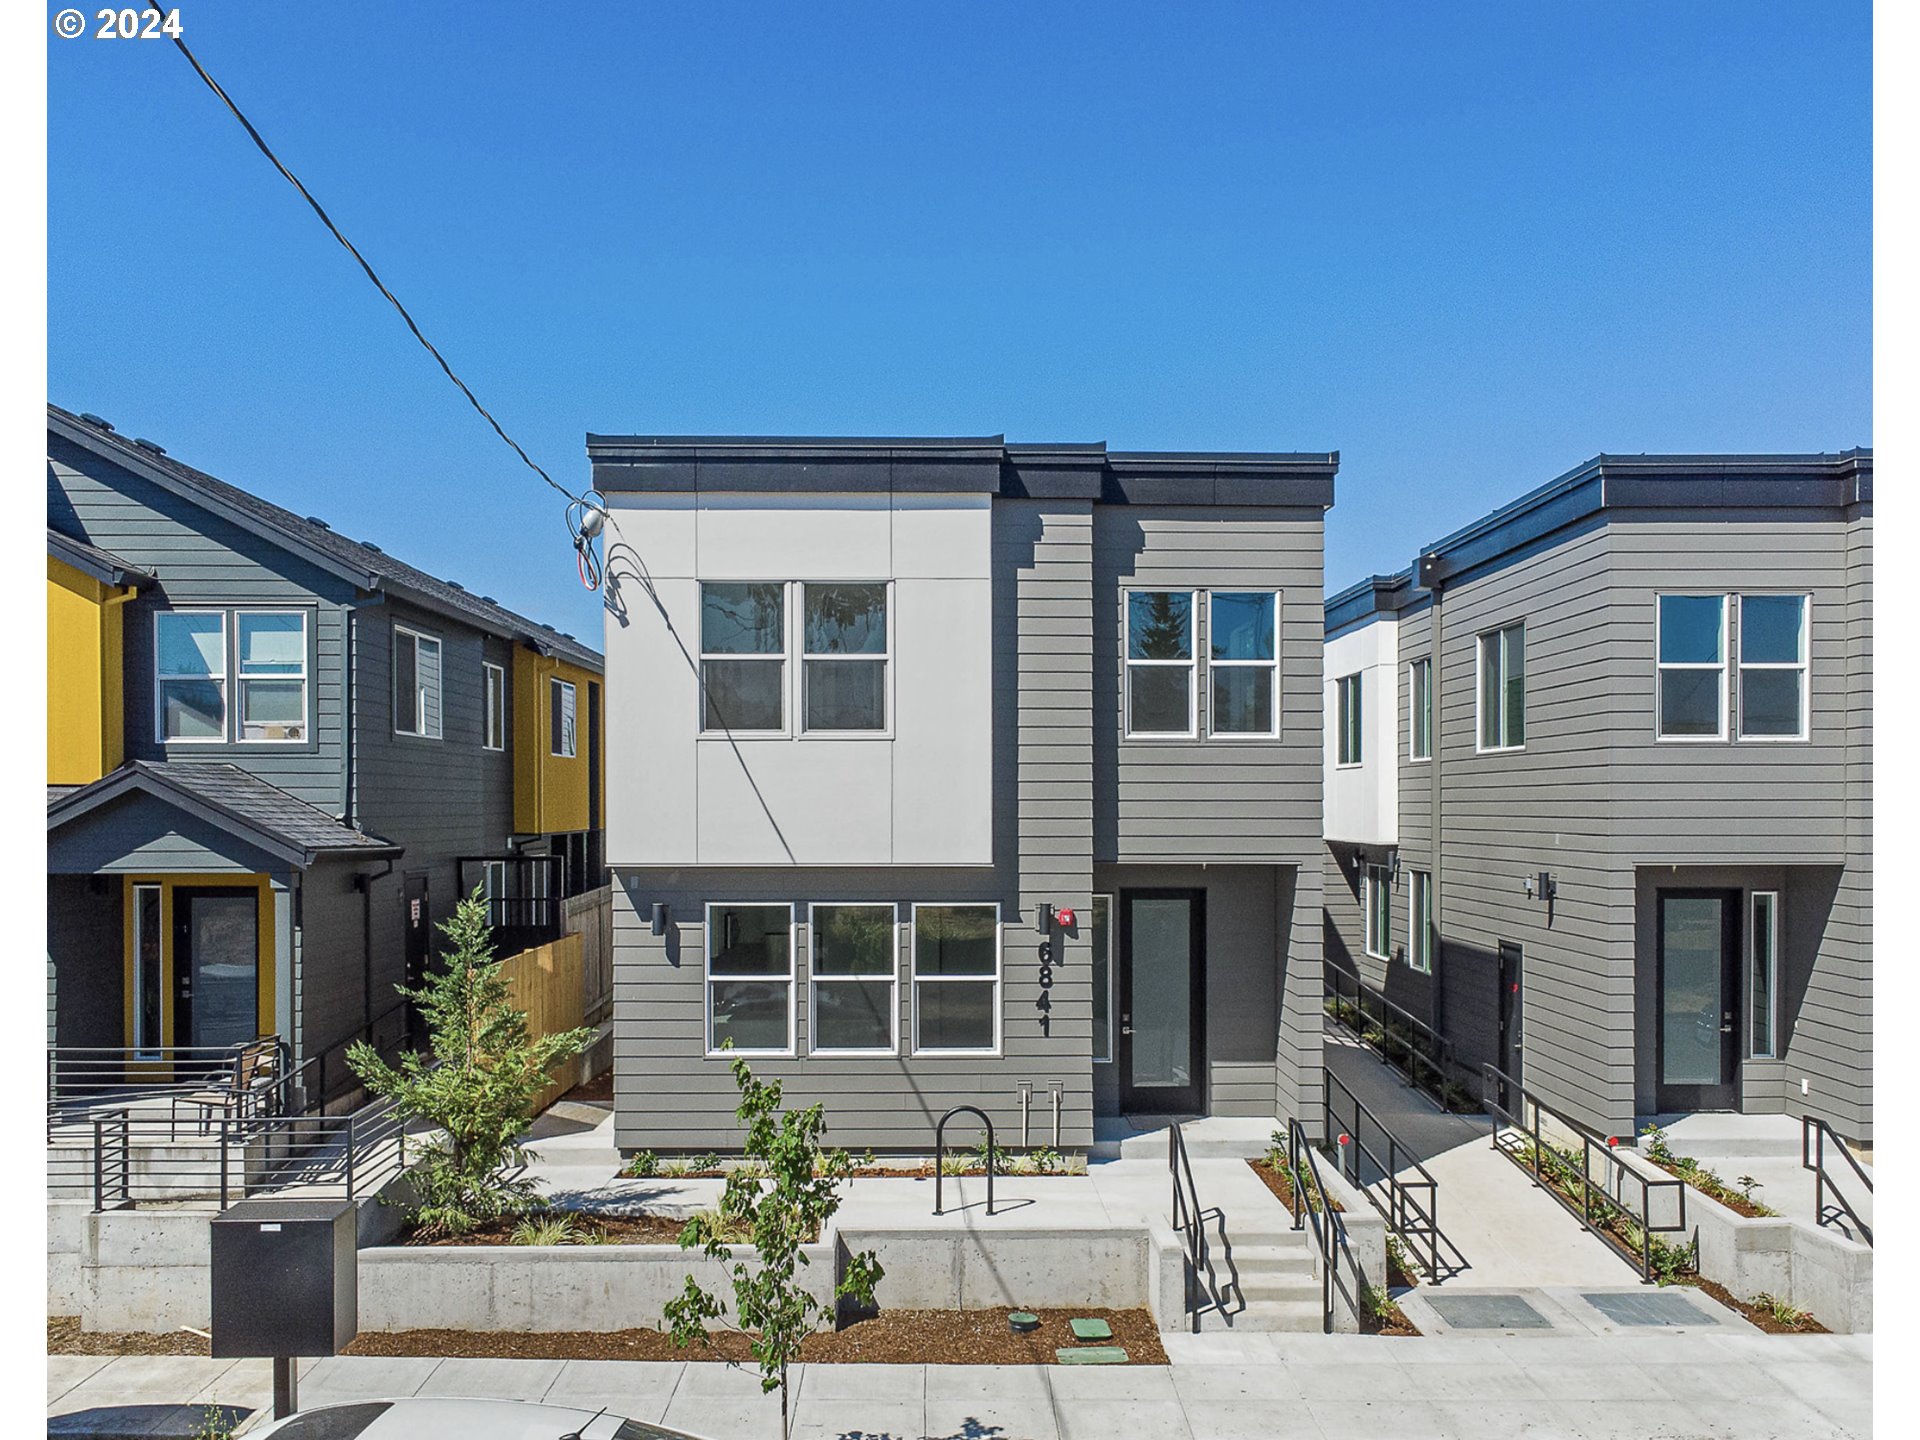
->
<box><xmin>1119</xmin><ymin>889</ymin><xmax>1205</xmax><ymax>1114</ymax></box>
<box><xmin>1657</xmin><ymin>890</ymin><xmax>1741</xmax><ymax>1111</ymax></box>
<box><xmin>1497</xmin><ymin>941</ymin><xmax>1524</xmax><ymax>1094</ymax></box>
<box><xmin>403</xmin><ymin>874</ymin><xmax>431</xmax><ymax>1039</ymax></box>
<box><xmin>172</xmin><ymin>887</ymin><xmax>260</xmax><ymax>1049</ymax></box>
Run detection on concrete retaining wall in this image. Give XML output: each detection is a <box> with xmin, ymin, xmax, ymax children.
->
<box><xmin>1317</xmin><ymin>1163</ymin><xmax>1384</xmax><ymax>1335</ymax></box>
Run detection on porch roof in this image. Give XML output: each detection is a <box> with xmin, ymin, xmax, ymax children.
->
<box><xmin>47</xmin><ymin>762</ymin><xmax>402</xmax><ymax>870</ymax></box>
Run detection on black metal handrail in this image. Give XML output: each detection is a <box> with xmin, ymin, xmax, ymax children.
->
<box><xmin>49</xmin><ymin>1041</ymin><xmax>263</xmax><ymax>1135</ymax></box>
<box><xmin>1802</xmin><ymin>1115</ymin><xmax>1872</xmax><ymax>1246</ymax></box>
<box><xmin>1168</xmin><ymin>1121</ymin><xmax>1210</xmax><ymax>1332</ymax></box>
<box><xmin>1286</xmin><ymin>1117</ymin><xmax>1345</xmax><ymax>1334</ymax></box>
<box><xmin>1323</xmin><ymin>1068</ymin><xmax>1440</xmax><ymax>1277</ymax></box>
<box><xmin>933</xmin><ymin>1105</ymin><xmax>996</xmax><ymax>1216</ymax></box>
<box><xmin>1323</xmin><ymin>967</ymin><xmax>1470</xmax><ymax>1106</ymax></box>
<box><xmin>1482</xmin><ymin>1063</ymin><xmax>1687</xmax><ymax>1283</ymax></box>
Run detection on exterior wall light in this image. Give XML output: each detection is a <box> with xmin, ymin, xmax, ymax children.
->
<box><xmin>650</xmin><ymin>902</ymin><xmax>669</xmax><ymax>936</ymax></box>
<box><xmin>1523</xmin><ymin>872</ymin><xmax>1557</xmax><ymax>902</ymax></box>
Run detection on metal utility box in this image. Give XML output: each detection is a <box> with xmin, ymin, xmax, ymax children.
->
<box><xmin>210</xmin><ymin>1199</ymin><xmax>359</xmax><ymax>1358</ymax></box>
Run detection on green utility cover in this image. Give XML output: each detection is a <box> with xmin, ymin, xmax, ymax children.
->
<box><xmin>1008</xmin><ymin>1312</ymin><xmax>1040</xmax><ymax>1332</ymax></box>
<box><xmin>1069</xmin><ymin>1318</ymin><xmax>1113</xmax><ymax>1340</ymax></box>
<box><xmin>1056</xmin><ymin>1346</ymin><xmax>1129</xmax><ymax>1364</ymax></box>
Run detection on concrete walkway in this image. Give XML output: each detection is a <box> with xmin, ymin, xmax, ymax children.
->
<box><xmin>1647</xmin><ymin>1112</ymin><xmax>1873</xmax><ymax>1239</ymax></box>
<box><xmin>50</xmin><ymin>1333</ymin><xmax>1872</xmax><ymax>1438</ymax></box>
<box><xmin>1322</xmin><ymin>1025</ymin><xmax>1633</xmax><ymax>1289</ymax></box>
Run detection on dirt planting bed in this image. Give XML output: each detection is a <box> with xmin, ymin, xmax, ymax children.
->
<box><xmin>1246</xmin><ymin>1158</ymin><xmax>1344</xmax><ymax>1218</ymax></box>
<box><xmin>49</xmin><ymin>1316</ymin><xmax>209</xmax><ymax>1357</ymax></box>
<box><xmin>402</xmin><ymin>1212</ymin><xmax>691</xmax><ymax>1247</ymax></box>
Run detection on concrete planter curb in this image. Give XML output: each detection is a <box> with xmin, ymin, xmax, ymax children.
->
<box><xmin>1314</xmin><ymin>1161</ymin><xmax>1384</xmax><ymax>1334</ymax></box>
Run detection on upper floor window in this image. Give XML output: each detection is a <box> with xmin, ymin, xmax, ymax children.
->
<box><xmin>701</xmin><ymin>582</ymin><xmax>786</xmax><ymax>733</ymax></box>
<box><xmin>1364</xmin><ymin>863</ymin><xmax>1392</xmax><ymax>960</ymax></box>
<box><xmin>1478</xmin><ymin>622</ymin><xmax>1525</xmax><ymax>752</ymax></box>
<box><xmin>1209</xmin><ymin>592</ymin><xmax>1278</xmax><ymax>737</ymax></box>
<box><xmin>1656</xmin><ymin>595</ymin><xmax>1726</xmax><ymax>739</ymax></box>
<box><xmin>393</xmin><ymin>625</ymin><xmax>443</xmax><ymax>739</ymax></box>
<box><xmin>1335</xmin><ymin>673</ymin><xmax>1363</xmax><ymax>766</ymax></box>
<box><xmin>236</xmin><ymin>612</ymin><xmax>308</xmax><ymax>742</ymax></box>
<box><xmin>155</xmin><ymin>610</ymin><xmax>227</xmax><ymax>742</ymax></box>
<box><xmin>483</xmin><ymin>662</ymin><xmax>506</xmax><ymax>750</ymax></box>
<box><xmin>550</xmin><ymin>678</ymin><xmax>578</xmax><ymax>757</ymax></box>
<box><xmin>156</xmin><ymin>608</ymin><xmax>308</xmax><ymax>744</ymax></box>
<box><xmin>803</xmin><ymin>583</ymin><xmax>888</xmax><ymax>732</ymax></box>
<box><xmin>1126</xmin><ymin>590</ymin><xmax>1195</xmax><ymax>737</ymax></box>
<box><xmin>1409</xmin><ymin>658</ymin><xmax>1432</xmax><ymax>762</ymax></box>
<box><xmin>1737</xmin><ymin>595</ymin><xmax>1808</xmax><ymax>740</ymax></box>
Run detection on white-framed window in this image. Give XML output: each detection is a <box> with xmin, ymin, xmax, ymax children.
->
<box><xmin>701</xmin><ymin>582</ymin><xmax>786</xmax><ymax>733</ymax></box>
<box><xmin>1091</xmin><ymin>894</ymin><xmax>1114</xmax><ymax>1064</ymax></box>
<box><xmin>550</xmin><ymin>678</ymin><xmax>578</xmax><ymax>757</ymax></box>
<box><xmin>1656</xmin><ymin>595</ymin><xmax>1727</xmax><ymax>740</ymax></box>
<box><xmin>1209</xmin><ymin>591</ymin><xmax>1279</xmax><ymax>737</ymax></box>
<box><xmin>1364</xmin><ymin>864</ymin><xmax>1392</xmax><ymax>960</ymax></box>
<box><xmin>1124</xmin><ymin>590</ymin><xmax>1197</xmax><ymax>737</ymax></box>
<box><xmin>803</xmin><ymin>582</ymin><xmax>889</xmax><ymax>733</ymax></box>
<box><xmin>1477</xmin><ymin>622</ymin><xmax>1526</xmax><ymax>751</ymax></box>
<box><xmin>1409</xmin><ymin>658</ymin><xmax>1432</xmax><ymax>762</ymax></box>
<box><xmin>1408</xmin><ymin>869</ymin><xmax>1433</xmax><ymax>974</ymax></box>
<box><xmin>154</xmin><ymin>610</ymin><xmax>228</xmax><ymax>742</ymax></box>
<box><xmin>808</xmin><ymin>903</ymin><xmax>897</xmax><ymax>1055</ymax></box>
<box><xmin>393</xmin><ymin>625</ymin><xmax>443</xmax><ymax>739</ymax></box>
<box><xmin>483</xmin><ymin>662</ymin><xmax>506</xmax><ymax>750</ymax></box>
<box><xmin>482</xmin><ymin>859</ymin><xmax>507</xmax><ymax>927</ymax></box>
<box><xmin>1737</xmin><ymin>594</ymin><xmax>1809</xmax><ymax>741</ymax></box>
<box><xmin>912</xmin><ymin>903</ymin><xmax>1000</xmax><ymax>1054</ymax></box>
<box><xmin>705</xmin><ymin>902</ymin><xmax>795</xmax><ymax>1056</ymax></box>
<box><xmin>132</xmin><ymin>883</ymin><xmax>163</xmax><ymax>1058</ymax></box>
<box><xmin>1336</xmin><ymin>673</ymin><xmax>1363</xmax><ymax>766</ymax></box>
<box><xmin>235</xmin><ymin>611</ymin><xmax>308</xmax><ymax>742</ymax></box>
<box><xmin>1750</xmin><ymin>890</ymin><xmax>1779</xmax><ymax>1059</ymax></box>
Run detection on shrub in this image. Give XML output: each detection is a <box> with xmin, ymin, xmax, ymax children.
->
<box><xmin>975</xmin><ymin>1139</ymin><xmax>1012</xmax><ymax>1173</ymax></box>
<box><xmin>510</xmin><ymin>1213</ymin><xmax>588</xmax><ymax>1247</ymax></box>
<box><xmin>1755</xmin><ymin>1292</ymin><xmax>1814</xmax><ymax>1329</ymax></box>
<box><xmin>622</xmin><ymin>1150</ymin><xmax>660</xmax><ymax>1179</ymax></box>
<box><xmin>1026</xmin><ymin>1145</ymin><xmax>1064</xmax><ymax>1175</ymax></box>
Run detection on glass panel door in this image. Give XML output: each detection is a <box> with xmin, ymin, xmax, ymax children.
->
<box><xmin>1119</xmin><ymin>890</ymin><xmax>1204</xmax><ymax>1114</ymax></box>
<box><xmin>175</xmin><ymin>889</ymin><xmax>260</xmax><ymax>1049</ymax></box>
<box><xmin>1657</xmin><ymin>891</ymin><xmax>1739</xmax><ymax>1110</ymax></box>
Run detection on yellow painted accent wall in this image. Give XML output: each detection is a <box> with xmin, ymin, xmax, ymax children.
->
<box><xmin>513</xmin><ymin>650</ymin><xmax>600</xmax><ymax>834</ymax></box>
<box><xmin>48</xmin><ymin>557</ymin><xmax>130</xmax><ymax>784</ymax></box>
<box><xmin>121</xmin><ymin>874</ymin><xmax>277</xmax><ymax>1049</ymax></box>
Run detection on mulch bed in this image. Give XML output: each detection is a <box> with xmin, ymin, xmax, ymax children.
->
<box><xmin>50</xmin><ymin>1316</ymin><xmax>210</xmax><ymax>1357</ymax></box>
<box><xmin>1680</xmin><ymin>1277</ymin><xmax>1829</xmax><ymax>1334</ymax></box>
<box><xmin>346</xmin><ymin>1308</ymin><xmax>1167</xmax><ymax>1364</ymax></box>
<box><xmin>403</xmin><ymin>1212</ymin><xmax>692</xmax><ymax>1247</ymax></box>
<box><xmin>555</xmin><ymin>1072</ymin><xmax>614</xmax><ymax>1106</ymax></box>
<box><xmin>1246</xmin><ymin>1158</ymin><xmax>1344</xmax><ymax>1217</ymax></box>
<box><xmin>1370</xmin><ymin>1301</ymin><xmax>1421</xmax><ymax>1337</ymax></box>
<box><xmin>1643</xmin><ymin>1156</ymin><xmax>1776</xmax><ymax>1219</ymax></box>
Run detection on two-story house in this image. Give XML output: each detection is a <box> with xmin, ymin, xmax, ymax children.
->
<box><xmin>592</xmin><ymin>434</ymin><xmax>1336</xmax><ymax>1156</ymax></box>
<box><xmin>47</xmin><ymin>404</ymin><xmax>606</xmax><ymax>1103</ymax></box>
<box><xmin>1323</xmin><ymin>451</ymin><xmax>1872</xmax><ymax>1146</ymax></box>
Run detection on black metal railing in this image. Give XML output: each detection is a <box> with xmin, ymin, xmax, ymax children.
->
<box><xmin>459</xmin><ymin>855</ymin><xmax>566</xmax><ymax>948</ymax></box>
<box><xmin>1168</xmin><ymin>1121</ymin><xmax>1212</xmax><ymax>1332</ymax></box>
<box><xmin>933</xmin><ymin>1105</ymin><xmax>996</xmax><ymax>1217</ymax></box>
<box><xmin>1802</xmin><ymin>1115</ymin><xmax>1873</xmax><ymax>1246</ymax></box>
<box><xmin>1482</xmin><ymin>1063</ymin><xmax>1688</xmax><ymax>1283</ymax></box>
<box><xmin>48</xmin><ymin>1041</ymin><xmax>276</xmax><ymax>1137</ymax></box>
<box><xmin>1323</xmin><ymin>1068</ymin><xmax>1440</xmax><ymax>1278</ymax></box>
<box><xmin>1286</xmin><ymin>1117</ymin><xmax>1346</xmax><ymax>1334</ymax></box>
<box><xmin>1323</xmin><ymin>967</ymin><xmax>1473</xmax><ymax>1108</ymax></box>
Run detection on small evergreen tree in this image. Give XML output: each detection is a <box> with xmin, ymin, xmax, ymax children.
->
<box><xmin>664</xmin><ymin>1052</ymin><xmax>883</xmax><ymax>1439</ymax></box>
<box><xmin>348</xmin><ymin>887</ymin><xmax>594</xmax><ymax>1238</ymax></box>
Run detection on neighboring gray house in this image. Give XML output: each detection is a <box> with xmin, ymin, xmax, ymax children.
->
<box><xmin>47</xmin><ymin>404</ymin><xmax>606</xmax><ymax>1102</ymax></box>
<box><xmin>1323</xmin><ymin>452</ymin><xmax>1872</xmax><ymax>1145</ymax></box>
<box><xmin>593</xmin><ymin>435</ymin><xmax>1336</xmax><ymax>1154</ymax></box>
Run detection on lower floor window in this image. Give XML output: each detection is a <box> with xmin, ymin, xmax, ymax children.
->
<box><xmin>1364</xmin><ymin>864</ymin><xmax>1392</xmax><ymax>960</ymax></box>
<box><xmin>1750</xmin><ymin>891</ymin><xmax>1778</xmax><ymax>1059</ymax></box>
<box><xmin>913</xmin><ymin>903</ymin><xmax>1000</xmax><ymax>1053</ymax></box>
<box><xmin>706</xmin><ymin>903</ymin><xmax>793</xmax><ymax>1054</ymax></box>
<box><xmin>1409</xmin><ymin>870</ymin><xmax>1433</xmax><ymax>974</ymax></box>
<box><xmin>1091</xmin><ymin>895</ymin><xmax>1114</xmax><ymax>1063</ymax></box>
<box><xmin>809</xmin><ymin>904</ymin><xmax>898</xmax><ymax>1053</ymax></box>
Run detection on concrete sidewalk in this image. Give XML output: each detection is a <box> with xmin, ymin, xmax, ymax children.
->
<box><xmin>50</xmin><ymin>1332</ymin><xmax>1872</xmax><ymax>1439</ymax></box>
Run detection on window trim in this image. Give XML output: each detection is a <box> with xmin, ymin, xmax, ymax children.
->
<box><xmin>1409</xmin><ymin>657</ymin><xmax>1432</xmax><ymax>763</ymax></box>
<box><xmin>1654</xmin><ymin>594</ymin><xmax>1729</xmax><ymax>743</ymax></box>
<box><xmin>806</xmin><ymin>902</ymin><xmax>899</xmax><ymax>1057</ymax></box>
<box><xmin>1122</xmin><ymin>588</ymin><xmax>1199</xmax><ymax>740</ymax></box>
<box><xmin>483</xmin><ymin>662</ymin><xmax>507</xmax><ymax>751</ymax></box>
<box><xmin>1749</xmin><ymin>890</ymin><xmax>1780</xmax><ymax>1059</ymax></box>
<box><xmin>392</xmin><ymin>624</ymin><xmax>444</xmax><ymax>740</ymax></box>
<box><xmin>698</xmin><ymin>581</ymin><xmax>790</xmax><ymax>738</ymax></box>
<box><xmin>1364</xmin><ymin>864</ymin><xmax>1392</xmax><ymax>961</ymax></box>
<box><xmin>800</xmin><ymin>581</ymin><xmax>894</xmax><ymax>739</ymax></box>
<box><xmin>1335</xmin><ymin>672</ymin><xmax>1364</xmax><ymax>768</ymax></box>
<box><xmin>232</xmin><ymin>609</ymin><xmax>311</xmax><ymax>745</ymax></box>
<box><xmin>1476</xmin><ymin>622</ymin><xmax>1527</xmax><ymax>753</ymax></box>
<box><xmin>153</xmin><ymin>608</ymin><xmax>229</xmax><ymax>745</ymax></box>
<box><xmin>1408</xmin><ymin>869</ymin><xmax>1433</xmax><ymax>974</ymax></box>
<box><xmin>550</xmin><ymin>677</ymin><xmax>578</xmax><ymax>758</ymax></box>
<box><xmin>910</xmin><ymin>901</ymin><xmax>1003</xmax><ymax>1057</ymax></box>
<box><xmin>1091</xmin><ymin>893</ymin><xmax>1115</xmax><ymax>1064</ymax></box>
<box><xmin>1735</xmin><ymin>593</ymin><xmax>1811</xmax><ymax>743</ymax></box>
<box><xmin>703</xmin><ymin>901</ymin><xmax>797</xmax><ymax>1059</ymax></box>
<box><xmin>1206</xmin><ymin>590</ymin><xmax>1281</xmax><ymax>740</ymax></box>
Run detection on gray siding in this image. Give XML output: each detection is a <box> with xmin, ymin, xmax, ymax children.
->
<box><xmin>48</xmin><ymin>876</ymin><xmax>121</xmax><ymax>1047</ymax></box>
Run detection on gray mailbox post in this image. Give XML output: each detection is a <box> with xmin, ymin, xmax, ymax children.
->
<box><xmin>211</xmin><ymin>1199</ymin><xmax>359</xmax><ymax>1418</ymax></box>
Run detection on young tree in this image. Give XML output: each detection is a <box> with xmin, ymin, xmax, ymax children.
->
<box><xmin>664</xmin><ymin>1053</ymin><xmax>884</xmax><ymax>1439</ymax></box>
<box><xmin>348</xmin><ymin>887</ymin><xmax>594</xmax><ymax>1238</ymax></box>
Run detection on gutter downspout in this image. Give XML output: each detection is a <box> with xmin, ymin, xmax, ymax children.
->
<box><xmin>1422</xmin><ymin>555</ymin><xmax>1446</xmax><ymax>1040</ymax></box>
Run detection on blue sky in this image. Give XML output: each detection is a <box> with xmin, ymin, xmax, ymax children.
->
<box><xmin>49</xmin><ymin>2</ymin><xmax>1870</xmax><ymax>641</ymax></box>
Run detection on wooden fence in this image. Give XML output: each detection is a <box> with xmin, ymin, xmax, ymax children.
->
<box><xmin>499</xmin><ymin>933</ymin><xmax>589</xmax><ymax>1114</ymax></box>
<box><xmin>564</xmin><ymin>884</ymin><xmax>614</xmax><ymax>1025</ymax></box>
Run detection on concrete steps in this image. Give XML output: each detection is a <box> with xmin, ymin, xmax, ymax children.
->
<box><xmin>1191</xmin><ymin>1222</ymin><xmax>1326</xmax><ymax>1331</ymax></box>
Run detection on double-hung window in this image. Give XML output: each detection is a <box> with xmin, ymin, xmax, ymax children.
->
<box><xmin>701</xmin><ymin>583</ymin><xmax>786</xmax><ymax>732</ymax></box>
<box><xmin>1408</xmin><ymin>870</ymin><xmax>1434</xmax><ymax>974</ymax></box>
<box><xmin>235</xmin><ymin>612</ymin><xmax>308</xmax><ymax>742</ymax></box>
<box><xmin>1364</xmin><ymin>864</ymin><xmax>1392</xmax><ymax>960</ymax></box>
<box><xmin>393</xmin><ymin>625</ymin><xmax>443</xmax><ymax>738</ymax></box>
<box><xmin>1209</xmin><ymin>592</ymin><xmax>1278</xmax><ymax>736</ymax></box>
<box><xmin>1656</xmin><ymin>595</ymin><xmax>1727</xmax><ymax>739</ymax></box>
<box><xmin>1737</xmin><ymin>595</ymin><xmax>1808</xmax><ymax>739</ymax></box>
<box><xmin>483</xmin><ymin>663</ymin><xmax>506</xmax><ymax>750</ymax></box>
<box><xmin>550</xmin><ymin>678</ymin><xmax>578</xmax><ymax>757</ymax></box>
<box><xmin>809</xmin><ymin>904</ymin><xmax>897</xmax><ymax>1054</ymax></box>
<box><xmin>706</xmin><ymin>903</ymin><xmax>794</xmax><ymax>1054</ymax></box>
<box><xmin>1750</xmin><ymin>891</ymin><xmax>1779</xmax><ymax>1059</ymax></box>
<box><xmin>1091</xmin><ymin>895</ymin><xmax>1114</xmax><ymax>1064</ymax></box>
<box><xmin>912</xmin><ymin>904</ymin><xmax>1000</xmax><ymax>1053</ymax></box>
<box><xmin>1409</xmin><ymin>658</ymin><xmax>1432</xmax><ymax>761</ymax></box>
<box><xmin>803</xmin><ymin>583</ymin><xmax>888</xmax><ymax>732</ymax></box>
<box><xmin>1478</xmin><ymin>622</ymin><xmax>1526</xmax><ymax>751</ymax></box>
<box><xmin>1336</xmin><ymin>673</ymin><xmax>1363</xmax><ymax>766</ymax></box>
<box><xmin>1125</xmin><ymin>591</ymin><xmax>1196</xmax><ymax>736</ymax></box>
<box><xmin>155</xmin><ymin>611</ymin><xmax>228</xmax><ymax>742</ymax></box>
